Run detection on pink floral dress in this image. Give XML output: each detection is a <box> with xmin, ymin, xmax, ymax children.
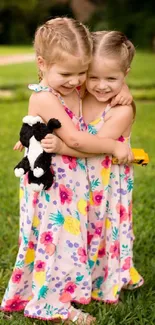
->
<box><xmin>80</xmin><ymin>104</ymin><xmax>144</xmax><ymax>303</ymax></box>
<box><xmin>0</xmin><ymin>85</ymin><xmax>92</xmax><ymax>321</ymax></box>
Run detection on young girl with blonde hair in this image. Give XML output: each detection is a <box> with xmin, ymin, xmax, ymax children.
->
<box><xmin>1</xmin><ymin>18</ymin><xmax>133</xmax><ymax>324</ymax></box>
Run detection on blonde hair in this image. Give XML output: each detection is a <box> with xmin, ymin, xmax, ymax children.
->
<box><xmin>91</xmin><ymin>31</ymin><xmax>136</xmax><ymax>118</ymax></box>
<box><xmin>34</xmin><ymin>17</ymin><xmax>92</xmax><ymax>81</ymax></box>
<box><xmin>91</xmin><ymin>31</ymin><xmax>135</xmax><ymax>72</ymax></box>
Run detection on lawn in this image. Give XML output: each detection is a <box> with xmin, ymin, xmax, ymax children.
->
<box><xmin>0</xmin><ymin>46</ymin><xmax>33</xmax><ymax>55</ymax></box>
<box><xmin>0</xmin><ymin>49</ymin><xmax>155</xmax><ymax>325</ymax></box>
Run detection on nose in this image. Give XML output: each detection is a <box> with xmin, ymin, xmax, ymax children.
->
<box><xmin>98</xmin><ymin>80</ymin><xmax>108</xmax><ymax>90</ymax></box>
<box><xmin>69</xmin><ymin>76</ymin><xmax>80</xmax><ymax>86</ymax></box>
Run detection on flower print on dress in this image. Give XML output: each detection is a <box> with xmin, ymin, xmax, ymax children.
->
<box><xmin>94</xmin><ymin>221</ymin><xmax>103</xmax><ymax>236</ymax></box>
<box><xmin>92</xmin><ymin>190</ymin><xmax>103</xmax><ymax>206</ymax></box>
<box><xmin>101</xmin><ymin>156</ymin><xmax>111</xmax><ymax>168</ymax></box>
<box><xmin>34</xmin><ymin>260</ymin><xmax>46</xmax><ymax>272</ymax></box>
<box><xmin>45</xmin><ymin>243</ymin><xmax>56</xmax><ymax>256</ymax></box>
<box><xmin>122</xmin><ymin>257</ymin><xmax>131</xmax><ymax>271</ymax></box>
<box><xmin>59</xmin><ymin>184</ymin><xmax>73</xmax><ymax>204</ymax></box>
<box><xmin>98</xmin><ymin>240</ymin><xmax>106</xmax><ymax>258</ymax></box>
<box><xmin>62</xmin><ymin>156</ymin><xmax>77</xmax><ymax>170</ymax></box>
<box><xmin>64</xmin><ymin>282</ymin><xmax>77</xmax><ymax>294</ymax></box>
<box><xmin>32</xmin><ymin>192</ymin><xmax>39</xmax><ymax>207</ymax></box>
<box><xmin>4</xmin><ymin>295</ymin><xmax>28</xmax><ymax>311</ymax></box>
<box><xmin>64</xmin><ymin>107</ymin><xmax>74</xmax><ymax>119</ymax></box>
<box><xmin>118</xmin><ymin>135</ymin><xmax>125</xmax><ymax>142</ymax></box>
<box><xmin>11</xmin><ymin>269</ymin><xmax>23</xmax><ymax>284</ymax></box>
<box><xmin>40</xmin><ymin>231</ymin><xmax>53</xmax><ymax>246</ymax></box>
<box><xmin>78</xmin><ymin>247</ymin><xmax>87</xmax><ymax>263</ymax></box>
<box><xmin>116</xmin><ymin>203</ymin><xmax>128</xmax><ymax>223</ymax></box>
<box><xmin>110</xmin><ymin>240</ymin><xmax>120</xmax><ymax>259</ymax></box>
<box><xmin>87</xmin><ymin>232</ymin><xmax>93</xmax><ymax>246</ymax></box>
<box><xmin>59</xmin><ymin>291</ymin><xmax>72</xmax><ymax>303</ymax></box>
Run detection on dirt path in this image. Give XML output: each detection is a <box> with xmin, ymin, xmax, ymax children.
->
<box><xmin>0</xmin><ymin>53</ymin><xmax>35</xmax><ymax>65</ymax></box>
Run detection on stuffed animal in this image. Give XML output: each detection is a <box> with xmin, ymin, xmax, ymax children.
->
<box><xmin>14</xmin><ymin>115</ymin><xmax>61</xmax><ymax>192</ymax></box>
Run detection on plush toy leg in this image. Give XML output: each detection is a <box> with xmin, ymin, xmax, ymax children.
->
<box><xmin>28</xmin><ymin>169</ymin><xmax>54</xmax><ymax>192</ymax></box>
<box><xmin>41</xmin><ymin>168</ymin><xmax>55</xmax><ymax>190</ymax></box>
<box><xmin>14</xmin><ymin>157</ymin><xmax>30</xmax><ymax>177</ymax></box>
<box><xmin>33</xmin><ymin>152</ymin><xmax>52</xmax><ymax>178</ymax></box>
<box><xmin>28</xmin><ymin>171</ymin><xmax>44</xmax><ymax>192</ymax></box>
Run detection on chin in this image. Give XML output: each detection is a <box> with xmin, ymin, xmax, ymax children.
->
<box><xmin>95</xmin><ymin>94</ymin><xmax>112</xmax><ymax>102</ymax></box>
<box><xmin>60</xmin><ymin>86</ymin><xmax>76</xmax><ymax>94</ymax></box>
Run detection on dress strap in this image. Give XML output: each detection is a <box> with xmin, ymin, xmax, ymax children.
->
<box><xmin>101</xmin><ymin>104</ymin><xmax>111</xmax><ymax>119</ymax></box>
<box><xmin>28</xmin><ymin>83</ymin><xmax>66</xmax><ymax>107</ymax></box>
<box><xmin>28</xmin><ymin>84</ymin><xmax>49</xmax><ymax>92</ymax></box>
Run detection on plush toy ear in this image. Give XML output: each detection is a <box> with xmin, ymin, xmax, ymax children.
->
<box><xmin>23</xmin><ymin>115</ymin><xmax>43</xmax><ymax>126</ymax></box>
<box><xmin>47</xmin><ymin>118</ymin><xmax>61</xmax><ymax>132</ymax></box>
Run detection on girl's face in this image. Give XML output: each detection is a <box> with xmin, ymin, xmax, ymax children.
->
<box><xmin>38</xmin><ymin>54</ymin><xmax>89</xmax><ymax>95</ymax></box>
<box><xmin>86</xmin><ymin>55</ymin><xmax>127</xmax><ymax>102</ymax></box>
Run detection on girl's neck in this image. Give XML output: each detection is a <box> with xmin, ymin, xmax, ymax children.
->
<box><xmin>82</xmin><ymin>92</ymin><xmax>110</xmax><ymax>124</ymax></box>
<box><xmin>85</xmin><ymin>92</ymin><xmax>110</xmax><ymax>107</ymax></box>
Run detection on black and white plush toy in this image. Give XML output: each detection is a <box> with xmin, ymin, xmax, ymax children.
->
<box><xmin>14</xmin><ymin>115</ymin><xmax>61</xmax><ymax>192</ymax></box>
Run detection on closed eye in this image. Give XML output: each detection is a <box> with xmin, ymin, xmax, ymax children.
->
<box><xmin>79</xmin><ymin>71</ymin><xmax>87</xmax><ymax>75</ymax></box>
<box><xmin>60</xmin><ymin>73</ymin><xmax>71</xmax><ymax>77</ymax></box>
<box><xmin>89</xmin><ymin>76</ymin><xmax>98</xmax><ymax>80</ymax></box>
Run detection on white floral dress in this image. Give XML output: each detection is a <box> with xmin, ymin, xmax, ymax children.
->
<box><xmin>80</xmin><ymin>104</ymin><xmax>144</xmax><ymax>303</ymax></box>
<box><xmin>1</xmin><ymin>85</ymin><xmax>92</xmax><ymax>321</ymax></box>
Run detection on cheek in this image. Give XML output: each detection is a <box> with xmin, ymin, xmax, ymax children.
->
<box><xmin>112</xmin><ymin>81</ymin><xmax>122</xmax><ymax>91</ymax></box>
<box><xmin>86</xmin><ymin>80</ymin><xmax>94</xmax><ymax>90</ymax></box>
<box><xmin>80</xmin><ymin>74</ymin><xmax>87</xmax><ymax>84</ymax></box>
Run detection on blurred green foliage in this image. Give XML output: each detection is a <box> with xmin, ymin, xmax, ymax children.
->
<box><xmin>89</xmin><ymin>0</ymin><xmax>155</xmax><ymax>49</ymax></box>
<box><xmin>0</xmin><ymin>0</ymin><xmax>155</xmax><ymax>49</ymax></box>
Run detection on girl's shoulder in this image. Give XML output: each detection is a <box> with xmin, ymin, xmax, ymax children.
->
<box><xmin>28</xmin><ymin>85</ymin><xmax>63</xmax><ymax>116</ymax></box>
<box><xmin>107</xmin><ymin>104</ymin><xmax>133</xmax><ymax>120</ymax></box>
<box><xmin>28</xmin><ymin>84</ymin><xmax>60</xmax><ymax>104</ymax></box>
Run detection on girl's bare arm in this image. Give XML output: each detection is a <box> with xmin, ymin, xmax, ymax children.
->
<box><xmin>28</xmin><ymin>91</ymin><xmax>116</xmax><ymax>155</ymax></box>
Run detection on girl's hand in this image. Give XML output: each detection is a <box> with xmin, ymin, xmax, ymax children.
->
<box><xmin>13</xmin><ymin>141</ymin><xmax>24</xmax><ymax>151</ymax></box>
<box><xmin>111</xmin><ymin>84</ymin><xmax>133</xmax><ymax>107</ymax></box>
<box><xmin>112</xmin><ymin>142</ymin><xmax>134</xmax><ymax>164</ymax></box>
<box><xmin>41</xmin><ymin>134</ymin><xmax>63</xmax><ymax>153</ymax></box>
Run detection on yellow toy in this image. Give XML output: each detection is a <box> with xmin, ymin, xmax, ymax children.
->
<box><xmin>112</xmin><ymin>149</ymin><xmax>149</xmax><ymax>166</ymax></box>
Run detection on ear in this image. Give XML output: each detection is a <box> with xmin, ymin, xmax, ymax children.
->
<box><xmin>125</xmin><ymin>67</ymin><xmax>130</xmax><ymax>76</ymax></box>
<box><xmin>36</xmin><ymin>56</ymin><xmax>46</xmax><ymax>72</ymax></box>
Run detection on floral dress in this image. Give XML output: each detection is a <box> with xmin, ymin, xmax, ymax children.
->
<box><xmin>1</xmin><ymin>84</ymin><xmax>92</xmax><ymax>321</ymax></box>
<box><xmin>80</xmin><ymin>104</ymin><xmax>144</xmax><ymax>303</ymax></box>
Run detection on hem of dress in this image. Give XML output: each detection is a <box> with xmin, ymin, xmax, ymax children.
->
<box><xmin>123</xmin><ymin>278</ymin><xmax>144</xmax><ymax>290</ymax></box>
<box><xmin>24</xmin><ymin>313</ymin><xmax>68</xmax><ymax>321</ymax></box>
<box><xmin>0</xmin><ymin>306</ymin><xmax>68</xmax><ymax>321</ymax></box>
<box><xmin>91</xmin><ymin>296</ymin><xmax>118</xmax><ymax>304</ymax></box>
<box><xmin>72</xmin><ymin>298</ymin><xmax>91</xmax><ymax>305</ymax></box>
<box><xmin>91</xmin><ymin>278</ymin><xmax>144</xmax><ymax>304</ymax></box>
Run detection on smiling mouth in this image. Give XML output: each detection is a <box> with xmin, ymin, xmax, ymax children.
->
<box><xmin>95</xmin><ymin>90</ymin><xmax>110</xmax><ymax>94</ymax></box>
<box><xmin>62</xmin><ymin>85</ymin><xmax>75</xmax><ymax>89</ymax></box>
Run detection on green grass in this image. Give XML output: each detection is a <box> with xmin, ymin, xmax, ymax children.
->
<box><xmin>0</xmin><ymin>50</ymin><xmax>155</xmax><ymax>100</ymax></box>
<box><xmin>0</xmin><ymin>48</ymin><xmax>155</xmax><ymax>324</ymax></box>
<box><xmin>0</xmin><ymin>46</ymin><xmax>33</xmax><ymax>55</ymax></box>
<box><xmin>0</xmin><ymin>62</ymin><xmax>37</xmax><ymax>88</ymax></box>
<box><xmin>127</xmin><ymin>51</ymin><xmax>155</xmax><ymax>88</ymax></box>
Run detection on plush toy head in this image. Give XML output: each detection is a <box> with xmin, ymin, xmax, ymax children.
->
<box><xmin>14</xmin><ymin>115</ymin><xmax>61</xmax><ymax>192</ymax></box>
